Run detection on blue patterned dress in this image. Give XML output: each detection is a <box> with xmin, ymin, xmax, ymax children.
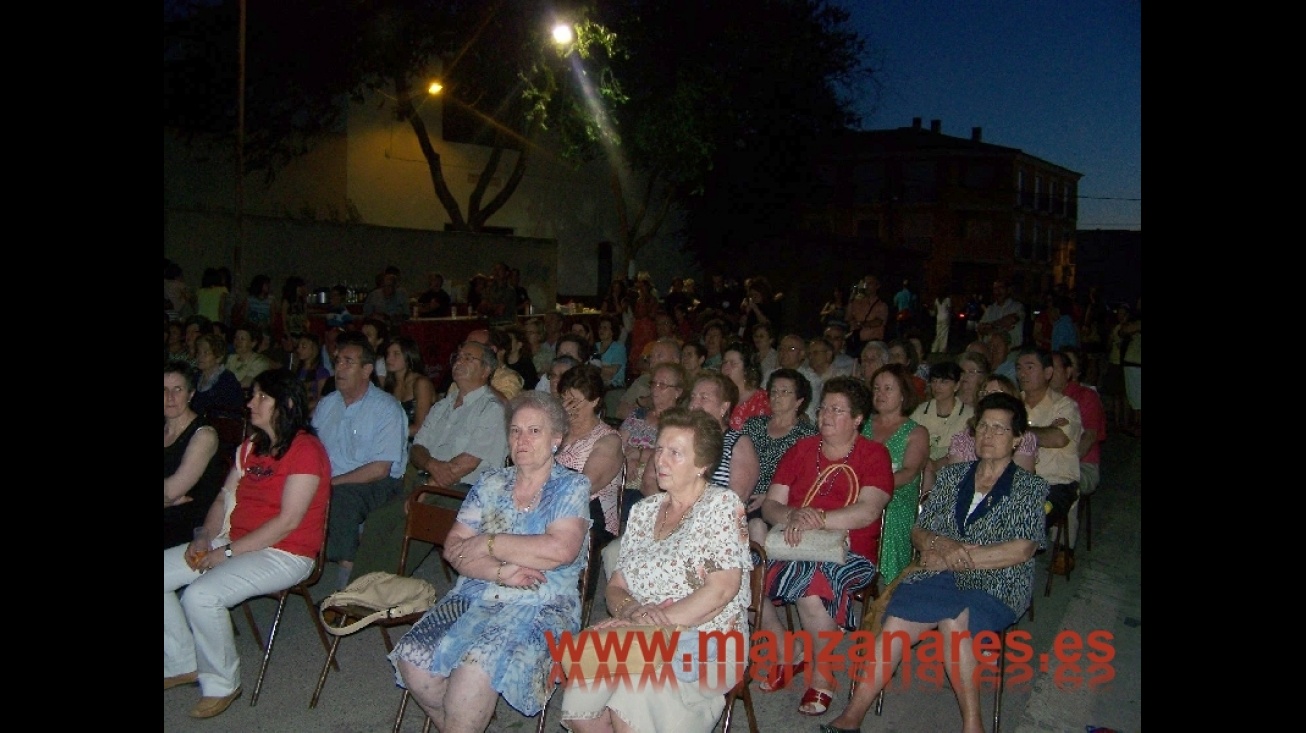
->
<box><xmin>388</xmin><ymin>463</ymin><xmax>591</xmax><ymax>716</ymax></box>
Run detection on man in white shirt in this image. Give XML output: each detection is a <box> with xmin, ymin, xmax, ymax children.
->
<box><xmin>770</xmin><ymin>333</ymin><xmax>821</xmax><ymax>422</ymax></box>
<box><xmin>1017</xmin><ymin>347</ymin><xmax>1082</xmax><ymax>530</ymax></box>
<box><xmin>978</xmin><ymin>278</ymin><xmax>1025</xmax><ymax>349</ymax></box>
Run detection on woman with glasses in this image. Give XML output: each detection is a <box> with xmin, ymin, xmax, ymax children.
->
<box><xmin>740</xmin><ymin>368</ymin><xmax>817</xmax><ymax>544</ymax></box>
<box><xmin>863</xmin><ymin>364</ymin><xmax>930</xmax><ymax>587</ymax></box>
<box><xmin>827</xmin><ymin>392</ymin><xmax>1048</xmax><ymax>733</ymax></box>
<box><xmin>755</xmin><ymin>377</ymin><xmax>894</xmax><ymax>716</ymax></box>
<box><xmin>946</xmin><ymin>375</ymin><xmax>1036</xmax><ymax>471</ymax></box>
<box><xmin>617</xmin><ymin>362</ymin><xmax>687</xmax><ymax>524</ymax></box>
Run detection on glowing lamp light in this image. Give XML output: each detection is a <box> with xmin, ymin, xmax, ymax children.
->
<box><xmin>427</xmin><ymin>81</ymin><xmax>443</xmax><ymax>95</ymax></box>
<box><xmin>552</xmin><ymin>23</ymin><xmax>574</xmax><ymax>45</ymax></box>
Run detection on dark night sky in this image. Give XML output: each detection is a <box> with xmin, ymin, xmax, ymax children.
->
<box><xmin>844</xmin><ymin>0</ymin><xmax>1141</xmax><ymax>231</ymax></box>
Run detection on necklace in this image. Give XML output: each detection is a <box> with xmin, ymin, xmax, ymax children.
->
<box><xmin>513</xmin><ymin>480</ymin><xmax>545</xmax><ymax>513</ymax></box>
<box><xmin>656</xmin><ymin>490</ymin><xmax>704</xmax><ymax>539</ymax></box>
<box><xmin>815</xmin><ymin>439</ymin><xmax>855</xmax><ymax>496</ymax></box>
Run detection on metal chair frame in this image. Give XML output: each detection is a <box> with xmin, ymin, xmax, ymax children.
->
<box><xmin>239</xmin><ymin>530</ymin><xmax>333</xmax><ymax>706</ymax></box>
<box><xmin>311</xmin><ymin>486</ymin><xmax>462</xmax><ymax>710</ymax></box>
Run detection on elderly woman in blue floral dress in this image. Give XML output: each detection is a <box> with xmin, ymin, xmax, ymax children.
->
<box><xmin>389</xmin><ymin>391</ymin><xmax>590</xmax><ymax>731</ymax></box>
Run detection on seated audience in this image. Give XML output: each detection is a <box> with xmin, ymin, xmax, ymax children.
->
<box><xmin>164</xmin><ymin>361</ymin><xmax>228</xmax><ymax>549</ymax></box>
<box><xmin>755</xmin><ymin>377</ymin><xmax>894</xmax><ymax>716</ymax></box>
<box><xmin>827</xmin><ymin>392</ymin><xmax>1047</xmax><ymax>733</ymax></box>
<box><xmin>164</xmin><ymin>368</ymin><xmax>331</xmax><ymax>719</ymax></box>
<box><xmin>350</xmin><ymin>339</ymin><xmax>510</xmax><ymax>578</ymax></box>
<box><xmin>558</xmin><ymin>365</ymin><xmax>624</xmax><ymax>543</ymax></box>
<box><xmin>192</xmin><ymin>332</ymin><xmax>245</xmax><ymax>418</ymax></box>
<box><xmin>383</xmin><ymin>336</ymin><xmax>436</xmax><ymax>442</ymax></box>
<box><xmin>740</xmin><ymin>368</ymin><xmax>818</xmax><ymax>545</ymax></box>
<box><xmin>390</xmin><ymin>391</ymin><xmax>589</xmax><ymax>731</ymax></box>
<box><xmin>722</xmin><ymin>341</ymin><xmax>771</xmax><ymax>430</ymax></box>
<box><xmin>911</xmin><ymin>360</ymin><xmax>972</xmax><ymax>498</ymax></box>
<box><xmin>224</xmin><ymin>325</ymin><xmax>273</xmax><ymax>390</ymax></box>
<box><xmin>313</xmin><ymin>334</ymin><xmax>409</xmax><ymax>585</ymax></box>
<box><xmin>562</xmin><ymin>408</ymin><xmax>751</xmax><ymax>733</ymax></box>
<box><xmin>947</xmin><ymin>375</ymin><xmax>1037</xmax><ymax>472</ymax></box>
<box><xmin>293</xmin><ymin>332</ymin><xmax>332</xmax><ymax>412</ymax></box>
<box><xmin>863</xmin><ymin>364</ymin><xmax>930</xmax><ymax>585</ymax></box>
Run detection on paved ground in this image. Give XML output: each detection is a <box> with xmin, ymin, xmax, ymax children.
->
<box><xmin>164</xmin><ymin>432</ymin><xmax>1141</xmax><ymax>733</ymax></box>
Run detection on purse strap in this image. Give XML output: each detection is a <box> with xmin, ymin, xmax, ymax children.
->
<box><xmin>800</xmin><ymin>462</ymin><xmax>860</xmax><ymax>509</ymax></box>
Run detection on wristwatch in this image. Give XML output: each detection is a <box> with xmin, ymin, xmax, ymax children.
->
<box><xmin>224</xmin><ymin>545</ymin><xmax>235</xmax><ymax>558</ymax></box>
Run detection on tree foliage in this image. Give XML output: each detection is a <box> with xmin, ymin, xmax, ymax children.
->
<box><xmin>164</xmin><ymin>0</ymin><xmax>874</xmax><ymax>253</ymax></box>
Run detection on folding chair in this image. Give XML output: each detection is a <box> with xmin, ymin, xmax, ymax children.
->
<box><xmin>719</xmin><ymin>541</ymin><xmax>767</xmax><ymax>733</ymax></box>
<box><xmin>530</xmin><ymin>555</ymin><xmax>592</xmax><ymax>733</ymax></box>
<box><xmin>870</xmin><ymin>620</ymin><xmax>1020</xmax><ymax>733</ymax></box>
<box><xmin>310</xmin><ymin>486</ymin><xmax>462</xmax><ymax>709</ymax></box>
<box><xmin>239</xmin><ymin>535</ymin><xmax>333</xmax><ymax>706</ymax></box>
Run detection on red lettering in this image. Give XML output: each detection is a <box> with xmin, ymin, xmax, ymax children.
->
<box><xmin>1053</xmin><ymin>662</ymin><xmax>1082</xmax><ymax>689</ymax></box>
<box><xmin>916</xmin><ymin>631</ymin><xmax>944</xmax><ymax>665</ymax></box>
<box><xmin>1053</xmin><ymin>630</ymin><xmax>1082</xmax><ymax>663</ymax></box>
<box><xmin>1087</xmin><ymin>661</ymin><xmax>1116</xmax><ymax>688</ymax></box>
<box><xmin>1086</xmin><ymin>630</ymin><xmax>1115</xmax><ymax>663</ymax></box>
<box><xmin>970</xmin><ymin>631</ymin><xmax>1001</xmax><ymax>669</ymax></box>
<box><xmin>633</xmin><ymin>629</ymin><xmax>679</xmax><ymax>667</ymax></box>
<box><xmin>1003</xmin><ymin>630</ymin><xmax>1033</xmax><ymax>663</ymax></box>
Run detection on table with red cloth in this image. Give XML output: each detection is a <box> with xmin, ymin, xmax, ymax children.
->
<box><xmin>400</xmin><ymin>316</ymin><xmax>490</xmax><ymax>386</ymax></box>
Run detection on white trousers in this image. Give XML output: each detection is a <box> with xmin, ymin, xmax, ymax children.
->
<box><xmin>163</xmin><ymin>543</ymin><xmax>313</xmax><ymax>696</ymax></box>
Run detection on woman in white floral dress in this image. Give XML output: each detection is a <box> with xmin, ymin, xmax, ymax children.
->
<box><xmin>563</xmin><ymin>408</ymin><xmax>751</xmax><ymax>733</ymax></box>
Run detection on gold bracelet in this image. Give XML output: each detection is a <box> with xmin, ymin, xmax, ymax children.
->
<box><xmin>817</xmin><ymin>508</ymin><xmax>828</xmax><ymax>529</ymax></box>
<box><xmin>615</xmin><ymin>596</ymin><xmax>636</xmax><ymax>618</ymax></box>
<box><xmin>487</xmin><ymin>533</ymin><xmax>498</xmax><ymax>561</ymax></box>
<box><xmin>495</xmin><ymin>561</ymin><xmax>506</xmax><ymax>586</ymax></box>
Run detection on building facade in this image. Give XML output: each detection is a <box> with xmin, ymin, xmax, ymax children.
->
<box><xmin>794</xmin><ymin>118</ymin><xmax>1082</xmax><ymax>313</ymax></box>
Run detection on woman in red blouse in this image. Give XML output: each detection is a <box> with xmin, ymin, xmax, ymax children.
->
<box><xmin>756</xmin><ymin>376</ymin><xmax>896</xmax><ymax>716</ymax></box>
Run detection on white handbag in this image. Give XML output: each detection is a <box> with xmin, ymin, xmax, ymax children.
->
<box><xmin>764</xmin><ymin>463</ymin><xmax>859</xmax><ymax>564</ymax></box>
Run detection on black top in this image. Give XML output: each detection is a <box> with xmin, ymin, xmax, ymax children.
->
<box><xmin>164</xmin><ymin>415</ymin><xmax>228</xmax><ymax>549</ymax></box>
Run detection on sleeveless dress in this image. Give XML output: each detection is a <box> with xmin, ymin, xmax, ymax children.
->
<box><xmin>864</xmin><ymin>418</ymin><xmax>922</xmax><ymax>584</ymax></box>
<box><xmin>163</xmin><ymin>416</ymin><xmax>228</xmax><ymax>549</ymax></box>
<box><xmin>557</xmin><ymin>420</ymin><xmax>622</xmax><ymax>536</ymax></box>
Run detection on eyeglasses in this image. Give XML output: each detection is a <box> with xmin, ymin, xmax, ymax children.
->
<box><xmin>978</xmin><ymin>388</ymin><xmax>1004</xmax><ymax>397</ymax></box>
<box><xmin>450</xmin><ymin>352</ymin><xmax>483</xmax><ymax>366</ymax></box>
<box><xmin>651</xmin><ymin>381</ymin><xmax>682</xmax><ymax>391</ymax></box>
<box><xmin>962</xmin><ymin>369</ymin><xmax>984</xmax><ymax>375</ymax></box>
<box><xmin>817</xmin><ymin>406</ymin><xmax>851</xmax><ymax>417</ymax></box>
<box><xmin>334</xmin><ymin>356</ymin><xmax>362</xmax><ymax>367</ymax></box>
<box><xmin>770</xmin><ymin>388</ymin><xmax>795</xmax><ymax>396</ymax></box>
<box><xmin>975</xmin><ymin>421</ymin><xmax>1012</xmax><ymax>436</ymax></box>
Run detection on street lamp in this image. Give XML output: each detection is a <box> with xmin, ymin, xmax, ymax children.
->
<box><xmin>552</xmin><ymin>23</ymin><xmax>574</xmax><ymax>46</ymax></box>
<box><xmin>427</xmin><ymin>81</ymin><xmax>443</xmax><ymax>95</ymax></box>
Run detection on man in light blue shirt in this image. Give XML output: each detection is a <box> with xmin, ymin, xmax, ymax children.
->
<box><xmin>313</xmin><ymin>334</ymin><xmax>408</xmax><ymax>580</ymax></box>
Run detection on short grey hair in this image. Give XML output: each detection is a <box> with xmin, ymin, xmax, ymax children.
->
<box><xmin>462</xmin><ymin>340</ymin><xmax>499</xmax><ymax>372</ymax></box>
<box><xmin>506</xmin><ymin>389</ymin><xmax>570</xmax><ymax>437</ymax></box>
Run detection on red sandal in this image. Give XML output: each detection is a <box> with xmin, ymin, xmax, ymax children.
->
<box><xmin>759</xmin><ymin>661</ymin><xmax>806</xmax><ymax>693</ymax></box>
<box><xmin>798</xmin><ymin>687</ymin><xmax>834</xmax><ymax>716</ymax></box>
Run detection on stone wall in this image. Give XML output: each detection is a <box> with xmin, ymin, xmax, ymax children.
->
<box><xmin>164</xmin><ymin>209</ymin><xmax>559</xmax><ymax>309</ymax></box>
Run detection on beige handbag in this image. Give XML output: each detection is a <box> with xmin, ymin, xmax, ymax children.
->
<box><xmin>765</xmin><ymin>463</ymin><xmax>859</xmax><ymax>564</ymax></box>
<box><xmin>319</xmin><ymin>572</ymin><xmax>439</xmax><ymax>636</ymax></box>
